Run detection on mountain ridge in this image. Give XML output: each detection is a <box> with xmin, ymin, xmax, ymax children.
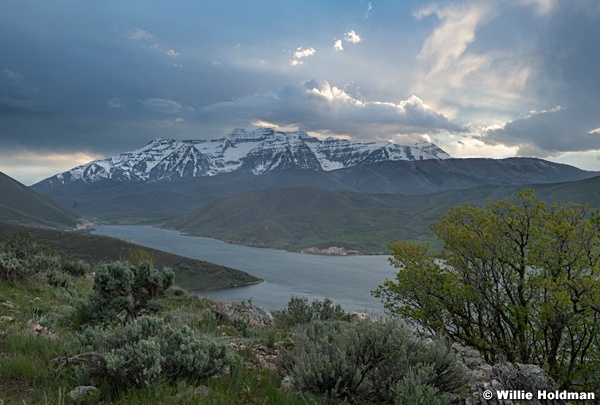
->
<box><xmin>165</xmin><ymin>175</ymin><xmax>600</xmax><ymax>254</ymax></box>
<box><xmin>31</xmin><ymin>156</ymin><xmax>598</xmax><ymax>224</ymax></box>
<box><xmin>33</xmin><ymin>128</ymin><xmax>450</xmax><ymax>189</ymax></box>
<box><xmin>0</xmin><ymin>171</ymin><xmax>81</xmax><ymax>229</ymax></box>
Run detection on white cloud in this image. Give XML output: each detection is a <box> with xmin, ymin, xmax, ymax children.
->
<box><xmin>333</xmin><ymin>31</ymin><xmax>362</xmax><ymax>53</ymax></box>
<box><xmin>141</xmin><ymin>98</ymin><xmax>194</xmax><ymax>114</ymax></box>
<box><xmin>126</xmin><ymin>28</ymin><xmax>181</xmax><ymax>62</ymax></box>
<box><xmin>294</xmin><ymin>47</ymin><xmax>316</xmax><ymax>59</ymax></box>
<box><xmin>156</xmin><ymin>117</ymin><xmax>184</xmax><ymax>125</ymax></box>
<box><xmin>333</xmin><ymin>39</ymin><xmax>344</xmax><ymax>51</ymax></box>
<box><xmin>291</xmin><ymin>47</ymin><xmax>316</xmax><ymax>65</ymax></box>
<box><xmin>590</xmin><ymin>127</ymin><xmax>600</xmax><ymax>135</ymax></box>
<box><xmin>410</xmin><ymin>2</ymin><xmax>541</xmax><ymax>122</ymax></box>
<box><xmin>415</xmin><ymin>3</ymin><xmax>491</xmax><ymax>76</ymax></box>
<box><xmin>107</xmin><ymin>98</ymin><xmax>126</xmax><ymax>109</ymax></box>
<box><xmin>202</xmin><ymin>80</ymin><xmax>465</xmax><ymax>140</ymax></box>
<box><xmin>126</xmin><ymin>28</ymin><xmax>154</xmax><ymax>41</ymax></box>
<box><xmin>518</xmin><ymin>0</ymin><xmax>557</xmax><ymax>16</ymax></box>
<box><xmin>365</xmin><ymin>2</ymin><xmax>373</xmax><ymax>18</ymax></box>
<box><xmin>343</xmin><ymin>30</ymin><xmax>362</xmax><ymax>44</ymax></box>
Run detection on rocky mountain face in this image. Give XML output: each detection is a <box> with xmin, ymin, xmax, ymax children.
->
<box><xmin>33</xmin><ymin>128</ymin><xmax>450</xmax><ymax>188</ymax></box>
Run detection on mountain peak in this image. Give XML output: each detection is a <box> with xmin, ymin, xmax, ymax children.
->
<box><xmin>35</xmin><ymin>128</ymin><xmax>451</xmax><ymax>187</ymax></box>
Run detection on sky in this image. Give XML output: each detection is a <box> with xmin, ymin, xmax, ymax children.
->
<box><xmin>1</xmin><ymin>0</ymin><xmax>600</xmax><ymax>185</ymax></box>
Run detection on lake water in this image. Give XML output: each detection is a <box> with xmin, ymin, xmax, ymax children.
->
<box><xmin>91</xmin><ymin>225</ymin><xmax>395</xmax><ymax>316</ymax></box>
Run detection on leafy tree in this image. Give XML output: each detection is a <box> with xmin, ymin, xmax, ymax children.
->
<box><xmin>87</xmin><ymin>260</ymin><xmax>174</xmax><ymax>324</ymax></box>
<box><xmin>373</xmin><ymin>190</ymin><xmax>600</xmax><ymax>390</ymax></box>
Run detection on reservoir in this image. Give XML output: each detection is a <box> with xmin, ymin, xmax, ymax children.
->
<box><xmin>92</xmin><ymin>225</ymin><xmax>395</xmax><ymax>316</ymax></box>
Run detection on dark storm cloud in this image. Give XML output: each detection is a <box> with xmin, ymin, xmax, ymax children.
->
<box><xmin>140</xmin><ymin>98</ymin><xmax>194</xmax><ymax>114</ymax></box>
<box><xmin>1</xmin><ymin>0</ymin><xmax>600</xmax><ymax>184</ymax></box>
<box><xmin>203</xmin><ymin>80</ymin><xmax>466</xmax><ymax>139</ymax></box>
<box><xmin>481</xmin><ymin>1</ymin><xmax>600</xmax><ymax>156</ymax></box>
<box><xmin>0</xmin><ymin>69</ymin><xmax>47</xmax><ymax>115</ymax></box>
<box><xmin>484</xmin><ymin>106</ymin><xmax>600</xmax><ymax>157</ymax></box>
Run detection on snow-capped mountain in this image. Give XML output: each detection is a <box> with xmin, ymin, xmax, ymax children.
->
<box><xmin>38</xmin><ymin>128</ymin><xmax>451</xmax><ymax>187</ymax></box>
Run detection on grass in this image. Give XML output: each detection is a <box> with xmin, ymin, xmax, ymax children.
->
<box><xmin>0</xmin><ymin>273</ymin><xmax>325</xmax><ymax>404</ymax></box>
<box><xmin>0</xmin><ymin>239</ymin><xmax>485</xmax><ymax>404</ymax></box>
<box><xmin>0</xmin><ymin>234</ymin><xmax>356</xmax><ymax>404</ymax></box>
<box><xmin>0</xmin><ymin>244</ymin><xmax>307</xmax><ymax>404</ymax></box>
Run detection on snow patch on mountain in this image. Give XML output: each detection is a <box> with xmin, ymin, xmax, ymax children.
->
<box><xmin>41</xmin><ymin>128</ymin><xmax>451</xmax><ymax>186</ymax></box>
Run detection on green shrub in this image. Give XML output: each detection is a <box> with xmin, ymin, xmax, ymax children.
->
<box><xmin>0</xmin><ymin>251</ymin><xmax>59</xmax><ymax>282</ymax></box>
<box><xmin>281</xmin><ymin>321</ymin><xmax>466</xmax><ymax>404</ymax></box>
<box><xmin>85</xmin><ymin>260</ymin><xmax>174</xmax><ymax>324</ymax></box>
<box><xmin>62</xmin><ymin>259</ymin><xmax>91</xmax><ymax>277</ymax></box>
<box><xmin>77</xmin><ymin>316</ymin><xmax>236</xmax><ymax>388</ymax></box>
<box><xmin>392</xmin><ymin>365</ymin><xmax>452</xmax><ymax>405</ymax></box>
<box><xmin>279</xmin><ymin>296</ymin><xmax>347</xmax><ymax>327</ymax></box>
<box><xmin>0</xmin><ymin>252</ymin><xmax>23</xmax><ymax>281</ymax></box>
<box><xmin>168</xmin><ymin>286</ymin><xmax>187</xmax><ymax>297</ymax></box>
<box><xmin>30</xmin><ymin>254</ymin><xmax>61</xmax><ymax>273</ymax></box>
<box><xmin>46</xmin><ymin>270</ymin><xmax>74</xmax><ymax>289</ymax></box>
<box><xmin>4</xmin><ymin>228</ymin><xmax>36</xmax><ymax>260</ymax></box>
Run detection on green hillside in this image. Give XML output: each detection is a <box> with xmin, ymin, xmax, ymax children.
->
<box><xmin>166</xmin><ymin>176</ymin><xmax>600</xmax><ymax>254</ymax></box>
<box><xmin>0</xmin><ymin>172</ymin><xmax>80</xmax><ymax>228</ymax></box>
<box><xmin>33</xmin><ymin>158</ymin><xmax>597</xmax><ymax>224</ymax></box>
<box><xmin>0</xmin><ymin>222</ymin><xmax>261</xmax><ymax>291</ymax></box>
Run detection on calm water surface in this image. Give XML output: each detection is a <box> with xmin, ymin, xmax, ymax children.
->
<box><xmin>91</xmin><ymin>225</ymin><xmax>395</xmax><ymax>315</ymax></box>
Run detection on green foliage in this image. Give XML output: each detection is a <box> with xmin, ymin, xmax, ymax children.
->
<box><xmin>374</xmin><ymin>190</ymin><xmax>600</xmax><ymax>390</ymax></box>
<box><xmin>281</xmin><ymin>320</ymin><xmax>466</xmax><ymax>404</ymax></box>
<box><xmin>204</xmin><ymin>364</ymin><xmax>320</xmax><ymax>405</ymax></box>
<box><xmin>168</xmin><ymin>286</ymin><xmax>187</xmax><ymax>297</ymax></box>
<box><xmin>0</xmin><ymin>228</ymin><xmax>285</xmax><ymax>404</ymax></box>
<box><xmin>0</xmin><ymin>251</ymin><xmax>22</xmax><ymax>281</ymax></box>
<box><xmin>0</xmin><ymin>228</ymin><xmax>66</xmax><ymax>283</ymax></box>
<box><xmin>126</xmin><ymin>247</ymin><xmax>156</xmax><ymax>266</ymax></box>
<box><xmin>0</xmin><ymin>250</ymin><xmax>61</xmax><ymax>282</ymax></box>
<box><xmin>30</xmin><ymin>253</ymin><xmax>61</xmax><ymax>273</ymax></box>
<box><xmin>0</xmin><ymin>332</ymin><xmax>71</xmax><ymax>389</ymax></box>
<box><xmin>278</xmin><ymin>296</ymin><xmax>347</xmax><ymax>327</ymax></box>
<box><xmin>391</xmin><ymin>365</ymin><xmax>447</xmax><ymax>405</ymax></box>
<box><xmin>77</xmin><ymin>316</ymin><xmax>236</xmax><ymax>388</ymax></box>
<box><xmin>62</xmin><ymin>259</ymin><xmax>91</xmax><ymax>277</ymax></box>
<box><xmin>46</xmin><ymin>269</ymin><xmax>74</xmax><ymax>289</ymax></box>
<box><xmin>4</xmin><ymin>227</ymin><xmax>36</xmax><ymax>260</ymax></box>
<box><xmin>85</xmin><ymin>260</ymin><xmax>174</xmax><ymax>324</ymax></box>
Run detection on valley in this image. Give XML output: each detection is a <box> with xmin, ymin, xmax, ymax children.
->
<box><xmin>27</xmin><ymin>129</ymin><xmax>600</xmax><ymax>254</ymax></box>
<box><xmin>90</xmin><ymin>225</ymin><xmax>392</xmax><ymax>315</ymax></box>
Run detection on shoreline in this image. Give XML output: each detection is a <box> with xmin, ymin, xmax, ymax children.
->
<box><xmin>197</xmin><ymin>278</ymin><xmax>264</xmax><ymax>292</ymax></box>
